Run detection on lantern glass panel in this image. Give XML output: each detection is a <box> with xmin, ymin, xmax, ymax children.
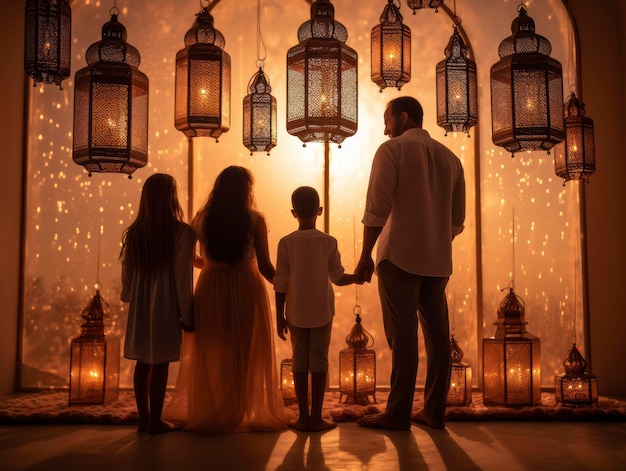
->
<box><xmin>554</xmin><ymin>373</ymin><xmax>598</xmax><ymax>406</ymax></box>
<box><xmin>447</xmin><ymin>363</ymin><xmax>472</xmax><ymax>406</ymax></box>
<box><xmin>280</xmin><ymin>358</ymin><xmax>296</xmax><ymax>401</ymax></box>
<box><xmin>69</xmin><ymin>337</ymin><xmax>119</xmax><ymax>405</ymax></box>
<box><xmin>339</xmin><ymin>347</ymin><xmax>376</xmax><ymax>403</ymax></box>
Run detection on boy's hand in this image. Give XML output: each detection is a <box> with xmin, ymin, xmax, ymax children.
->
<box><xmin>277</xmin><ymin>316</ymin><xmax>289</xmax><ymax>341</ymax></box>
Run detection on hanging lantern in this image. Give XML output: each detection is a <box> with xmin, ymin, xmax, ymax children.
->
<box><xmin>490</xmin><ymin>5</ymin><xmax>564</xmax><ymax>157</ymax></box>
<box><xmin>69</xmin><ymin>289</ymin><xmax>120</xmax><ymax>405</ymax></box>
<box><xmin>483</xmin><ymin>287</ymin><xmax>541</xmax><ymax>407</ymax></box>
<box><xmin>280</xmin><ymin>358</ymin><xmax>297</xmax><ymax>404</ymax></box>
<box><xmin>555</xmin><ymin>92</ymin><xmax>595</xmax><ymax>184</ymax></box>
<box><xmin>447</xmin><ymin>334</ymin><xmax>472</xmax><ymax>407</ymax></box>
<box><xmin>406</xmin><ymin>0</ymin><xmax>443</xmax><ymax>14</ymax></box>
<box><xmin>371</xmin><ymin>0</ymin><xmax>411</xmax><ymax>92</ymax></box>
<box><xmin>339</xmin><ymin>306</ymin><xmax>376</xmax><ymax>405</ymax></box>
<box><xmin>286</xmin><ymin>0</ymin><xmax>358</xmax><ymax>145</ymax></box>
<box><xmin>243</xmin><ymin>66</ymin><xmax>277</xmax><ymax>155</ymax></box>
<box><xmin>72</xmin><ymin>9</ymin><xmax>149</xmax><ymax>178</ymax></box>
<box><xmin>24</xmin><ymin>0</ymin><xmax>71</xmax><ymax>89</ymax></box>
<box><xmin>436</xmin><ymin>23</ymin><xmax>477</xmax><ymax>136</ymax></box>
<box><xmin>554</xmin><ymin>342</ymin><xmax>598</xmax><ymax>407</ymax></box>
<box><xmin>175</xmin><ymin>5</ymin><xmax>231</xmax><ymax>140</ymax></box>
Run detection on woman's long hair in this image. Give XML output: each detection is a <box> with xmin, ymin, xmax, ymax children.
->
<box><xmin>200</xmin><ymin>166</ymin><xmax>254</xmax><ymax>265</ymax></box>
<box><xmin>120</xmin><ymin>173</ymin><xmax>185</xmax><ymax>273</ymax></box>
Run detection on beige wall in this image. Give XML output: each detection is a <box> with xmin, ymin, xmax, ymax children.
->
<box><xmin>1</xmin><ymin>0</ymin><xmax>625</xmax><ymax>395</ymax></box>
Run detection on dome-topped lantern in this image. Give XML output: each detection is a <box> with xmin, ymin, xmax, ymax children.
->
<box><xmin>371</xmin><ymin>0</ymin><xmax>411</xmax><ymax>92</ymax></box>
<box><xmin>72</xmin><ymin>8</ymin><xmax>149</xmax><ymax>178</ymax></box>
<box><xmin>490</xmin><ymin>5</ymin><xmax>564</xmax><ymax>157</ymax></box>
<box><xmin>175</xmin><ymin>5</ymin><xmax>231</xmax><ymax>141</ymax></box>
<box><xmin>286</xmin><ymin>0</ymin><xmax>358</xmax><ymax>145</ymax></box>
<box><xmin>406</xmin><ymin>0</ymin><xmax>443</xmax><ymax>14</ymax></box>
<box><xmin>243</xmin><ymin>67</ymin><xmax>277</xmax><ymax>156</ymax></box>
<box><xmin>554</xmin><ymin>340</ymin><xmax>598</xmax><ymax>407</ymax></box>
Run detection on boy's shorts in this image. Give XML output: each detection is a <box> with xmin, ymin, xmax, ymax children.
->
<box><xmin>288</xmin><ymin>320</ymin><xmax>332</xmax><ymax>373</ymax></box>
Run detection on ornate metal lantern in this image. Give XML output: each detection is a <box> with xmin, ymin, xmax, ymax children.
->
<box><xmin>280</xmin><ymin>358</ymin><xmax>297</xmax><ymax>404</ymax></box>
<box><xmin>447</xmin><ymin>334</ymin><xmax>472</xmax><ymax>407</ymax></box>
<box><xmin>371</xmin><ymin>0</ymin><xmax>411</xmax><ymax>92</ymax></box>
<box><xmin>69</xmin><ymin>290</ymin><xmax>120</xmax><ymax>405</ymax></box>
<box><xmin>175</xmin><ymin>5</ymin><xmax>231</xmax><ymax>140</ymax></box>
<box><xmin>72</xmin><ymin>9</ymin><xmax>149</xmax><ymax>177</ymax></box>
<box><xmin>555</xmin><ymin>341</ymin><xmax>598</xmax><ymax>407</ymax></box>
<box><xmin>243</xmin><ymin>66</ymin><xmax>277</xmax><ymax>155</ymax></box>
<box><xmin>24</xmin><ymin>0</ymin><xmax>71</xmax><ymax>89</ymax></box>
<box><xmin>555</xmin><ymin>92</ymin><xmax>595</xmax><ymax>184</ymax></box>
<box><xmin>490</xmin><ymin>5</ymin><xmax>564</xmax><ymax>156</ymax></box>
<box><xmin>406</xmin><ymin>0</ymin><xmax>443</xmax><ymax>14</ymax></box>
<box><xmin>483</xmin><ymin>287</ymin><xmax>541</xmax><ymax>406</ymax></box>
<box><xmin>339</xmin><ymin>306</ymin><xmax>376</xmax><ymax>405</ymax></box>
<box><xmin>286</xmin><ymin>0</ymin><xmax>358</xmax><ymax>145</ymax></box>
<box><xmin>436</xmin><ymin>23</ymin><xmax>477</xmax><ymax>136</ymax></box>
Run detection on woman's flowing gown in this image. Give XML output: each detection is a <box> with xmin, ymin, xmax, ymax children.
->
<box><xmin>166</xmin><ymin>213</ymin><xmax>287</xmax><ymax>433</ymax></box>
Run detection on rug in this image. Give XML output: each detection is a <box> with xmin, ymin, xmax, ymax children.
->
<box><xmin>1</xmin><ymin>390</ymin><xmax>624</xmax><ymax>425</ymax></box>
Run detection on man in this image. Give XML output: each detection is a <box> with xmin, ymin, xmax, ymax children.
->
<box><xmin>356</xmin><ymin>96</ymin><xmax>466</xmax><ymax>430</ymax></box>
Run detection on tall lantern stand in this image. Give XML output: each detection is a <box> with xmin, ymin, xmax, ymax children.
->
<box><xmin>490</xmin><ymin>5</ymin><xmax>564</xmax><ymax>157</ymax></box>
<box><xmin>24</xmin><ymin>0</ymin><xmax>72</xmax><ymax>89</ymax></box>
<box><xmin>175</xmin><ymin>5</ymin><xmax>231</xmax><ymax>140</ymax></box>
<box><xmin>436</xmin><ymin>22</ymin><xmax>478</xmax><ymax>136</ymax></box>
<box><xmin>555</xmin><ymin>91</ymin><xmax>595</xmax><ymax>184</ymax></box>
<box><xmin>371</xmin><ymin>0</ymin><xmax>411</xmax><ymax>92</ymax></box>
<box><xmin>339</xmin><ymin>306</ymin><xmax>376</xmax><ymax>405</ymax></box>
<box><xmin>69</xmin><ymin>289</ymin><xmax>120</xmax><ymax>405</ymax></box>
<box><xmin>447</xmin><ymin>334</ymin><xmax>472</xmax><ymax>407</ymax></box>
<box><xmin>286</xmin><ymin>0</ymin><xmax>358</xmax><ymax>146</ymax></box>
<box><xmin>483</xmin><ymin>287</ymin><xmax>541</xmax><ymax>407</ymax></box>
<box><xmin>243</xmin><ymin>66</ymin><xmax>277</xmax><ymax>155</ymax></box>
<box><xmin>554</xmin><ymin>340</ymin><xmax>598</xmax><ymax>407</ymax></box>
<box><xmin>72</xmin><ymin>8</ymin><xmax>149</xmax><ymax>178</ymax></box>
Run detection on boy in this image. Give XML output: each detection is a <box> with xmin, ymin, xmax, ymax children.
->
<box><xmin>275</xmin><ymin>186</ymin><xmax>359</xmax><ymax>432</ymax></box>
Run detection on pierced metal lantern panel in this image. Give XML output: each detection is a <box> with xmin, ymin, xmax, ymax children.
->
<box><xmin>339</xmin><ymin>312</ymin><xmax>376</xmax><ymax>405</ymax></box>
<box><xmin>407</xmin><ymin>0</ymin><xmax>443</xmax><ymax>14</ymax></box>
<box><xmin>555</xmin><ymin>92</ymin><xmax>595</xmax><ymax>184</ymax></box>
<box><xmin>371</xmin><ymin>0</ymin><xmax>411</xmax><ymax>91</ymax></box>
<box><xmin>175</xmin><ymin>8</ymin><xmax>231</xmax><ymax>139</ymax></box>
<box><xmin>448</xmin><ymin>362</ymin><xmax>472</xmax><ymax>406</ymax></box>
<box><xmin>72</xmin><ymin>13</ymin><xmax>148</xmax><ymax>177</ymax></box>
<box><xmin>490</xmin><ymin>6</ymin><xmax>564</xmax><ymax>156</ymax></box>
<box><xmin>243</xmin><ymin>68</ymin><xmax>277</xmax><ymax>155</ymax></box>
<box><xmin>280</xmin><ymin>358</ymin><xmax>297</xmax><ymax>403</ymax></box>
<box><xmin>436</xmin><ymin>26</ymin><xmax>477</xmax><ymax>135</ymax></box>
<box><xmin>24</xmin><ymin>0</ymin><xmax>71</xmax><ymax>89</ymax></box>
<box><xmin>287</xmin><ymin>0</ymin><xmax>358</xmax><ymax>144</ymax></box>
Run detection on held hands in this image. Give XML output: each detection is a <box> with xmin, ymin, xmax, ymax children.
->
<box><xmin>355</xmin><ymin>256</ymin><xmax>375</xmax><ymax>283</ymax></box>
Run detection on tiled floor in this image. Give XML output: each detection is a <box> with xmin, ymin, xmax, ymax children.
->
<box><xmin>2</xmin><ymin>420</ymin><xmax>625</xmax><ymax>470</ymax></box>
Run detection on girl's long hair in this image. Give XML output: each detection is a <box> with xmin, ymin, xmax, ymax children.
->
<box><xmin>200</xmin><ymin>166</ymin><xmax>254</xmax><ymax>265</ymax></box>
<box><xmin>120</xmin><ymin>173</ymin><xmax>185</xmax><ymax>273</ymax></box>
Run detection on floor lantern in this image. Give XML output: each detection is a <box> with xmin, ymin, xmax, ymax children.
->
<box><xmin>280</xmin><ymin>358</ymin><xmax>297</xmax><ymax>404</ymax></box>
<box><xmin>490</xmin><ymin>5</ymin><xmax>564</xmax><ymax>157</ymax></box>
<box><xmin>69</xmin><ymin>289</ymin><xmax>119</xmax><ymax>405</ymax></box>
<box><xmin>175</xmin><ymin>2</ymin><xmax>231</xmax><ymax>140</ymax></box>
<box><xmin>371</xmin><ymin>0</ymin><xmax>411</xmax><ymax>92</ymax></box>
<box><xmin>24</xmin><ymin>0</ymin><xmax>72</xmax><ymax>89</ymax></box>
<box><xmin>483</xmin><ymin>286</ymin><xmax>541</xmax><ymax>407</ymax></box>
<box><xmin>447</xmin><ymin>334</ymin><xmax>472</xmax><ymax>407</ymax></box>
<box><xmin>554</xmin><ymin>339</ymin><xmax>598</xmax><ymax>407</ymax></box>
<box><xmin>72</xmin><ymin>6</ymin><xmax>149</xmax><ymax>178</ymax></box>
<box><xmin>339</xmin><ymin>305</ymin><xmax>376</xmax><ymax>405</ymax></box>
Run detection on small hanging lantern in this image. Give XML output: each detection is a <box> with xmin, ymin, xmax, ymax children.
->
<box><xmin>436</xmin><ymin>21</ymin><xmax>477</xmax><ymax>136</ymax></box>
<box><xmin>447</xmin><ymin>334</ymin><xmax>473</xmax><ymax>407</ymax></box>
<box><xmin>69</xmin><ymin>289</ymin><xmax>120</xmax><ymax>405</ymax></box>
<box><xmin>483</xmin><ymin>286</ymin><xmax>541</xmax><ymax>407</ymax></box>
<box><xmin>175</xmin><ymin>3</ymin><xmax>231</xmax><ymax>140</ymax></box>
<box><xmin>490</xmin><ymin>5</ymin><xmax>564</xmax><ymax>157</ymax></box>
<box><xmin>243</xmin><ymin>67</ymin><xmax>277</xmax><ymax>155</ymax></box>
<box><xmin>286</xmin><ymin>0</ymin><xmax>358</xmax><ymax>145</ymax></box>
<box><xmin>339</xmin><ymin>305</ymin><xmax>376</xmax><ymax>405</ymax></box>
<box><xmin>555</xmin><ymin>91</ymin><xmax>595</xmax><ymax>184</ymax></box>
<box><xmin>24</xmin><ymin>0</ymin><xmax>71</xmax><ymax>89</ymax></box>
<box><xmin>554</xmin><ymin>340</ymin><xmax>598</xmax><ymax>407</ymax></box>
<box><xmin>280</xmin><ymin>358</ymin><xmax>297</xmax><ymax>404</ymax></box>
<box><xmin>371</xmin><ymin>0</ymin><xmax>411</xmax><ymax>92</ymax></box>
<box><xmin>406</xmin><ymin>0</ymin><xmax>443</xmax><ymax>14</ymax></box>
<box><xmin>72</xmin><ymin>6</ymin><xmax>149</xmax><ymax>178</ymax></box>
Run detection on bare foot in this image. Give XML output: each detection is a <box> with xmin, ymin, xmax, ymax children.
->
<box><xmin>288</xmin><ymin>418</ymin><xmax>310</xmax><ymax>432</ymax></box>
<box><xmin>309</xmin><ymin>418</ymin><xmax>337</xmax><ymax>432</ymax></box>
<box><xmin>411</xmin><ymin>410</ymin><xmax>445</xmax><ymax>429</ymax></box>
<box><xmin>147</xmin><ymin>420</ymin><xmax>181</xmax><ymax>434</ymax></box>
<box><xmin>356</xmin><ymin>413</ymin><xmax>411</xmax><ymax>431</ymax></box>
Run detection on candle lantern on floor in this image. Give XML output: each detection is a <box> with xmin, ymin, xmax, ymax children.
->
<box><xmin>447</xmin><ymin>335</ymin><xmax>472</xmax><ymax>406</ymax></box>
<box><xmin>554</xmin><ymin>339</ymin><xmax>598</xmax><ymax>407</ymax></box>
<box><xmin>69</xmin><ymin>288</ymin><xmax>119</xmax><ymax>405</ymax></box>
<box><xmin>483</xmin><ymin>286</ymin><xmax>541</xmax><ymax>406</ymax></box>
<box><xmin>339</xmin><ymin>305</ymin><xmax>376</xmax><ymax>405</ymax></box>
<box><xmin>280</xmin><ymin>358</ymin><xmax>297</xmax><ymax>403</ymax></box>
